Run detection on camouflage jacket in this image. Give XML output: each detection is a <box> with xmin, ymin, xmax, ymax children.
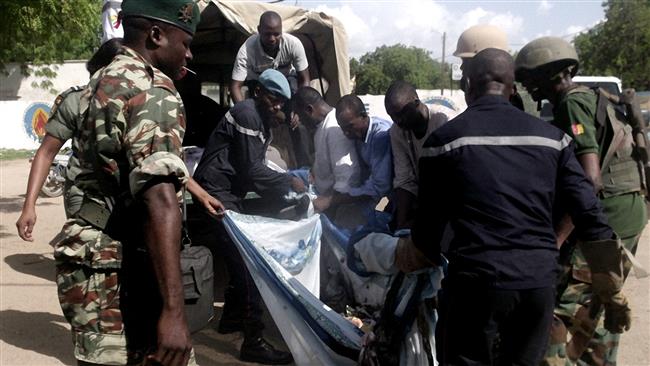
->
<box><xmin>52</xmin><ymin>46</ymin><xmax>189</xmax><ymax>268</ymax></box>
<box><xmin>45</xmin><ymin>86</ymin><xmax>84</xmax><ymax>181</ymax></box>
<box><xmin>45</xmin><ymin>86</ymin><xmax>85</xmax><ymax>217</ymax></box>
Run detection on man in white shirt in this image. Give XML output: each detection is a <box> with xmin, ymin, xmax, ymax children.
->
<box><xmin>230</xmin><ymin>11</ymin><xmax>310</xmax><ymax>103</ymax></box>
<box><xmin>292</xmin><ymin>87</ymin><xmax>360</xmax><ymax>198</ymax></box>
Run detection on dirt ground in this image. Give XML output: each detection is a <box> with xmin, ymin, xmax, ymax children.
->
<box><xmin>1</xmin><ymin>158</ymin><xmax>649</xmax><ymax>365</ymax></box>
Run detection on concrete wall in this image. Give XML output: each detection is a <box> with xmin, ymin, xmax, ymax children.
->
<box><xmin>0</xmin><ymin>61</ymin><xmax>467</xmax><ymax>150</ymax></box>
<box><xmin>359</xmin><ymin>89</ymin><xmax>467</xmax><ymax>121</ymax></box>
<box><xmin>1</xmin><ymin>62</ymin><xmax>88</xmax><ymax>149</ymax></box>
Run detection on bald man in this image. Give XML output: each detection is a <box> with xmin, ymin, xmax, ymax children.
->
<box><xmin>230</xmin><ymin>11</ymin><xmax>312</xmax><ymax>168</ymax></box>
<box><xmin>230</xmin><ymin>11</ymin><xmax>310</xmax><ymax>103</ymax></box>
<box><xmin>406</xmin><ymin>48</ymin><xmax>616</xmax><ymax>365</ymax></box>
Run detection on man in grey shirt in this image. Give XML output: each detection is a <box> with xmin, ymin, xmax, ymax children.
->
<box><xmin>230</xmin><ymin>11</ymin><xmax>310</xmax><ymax>103</ymax></box>
<box><xmin>231</xmin><ymin>11</ymin><xmax>312</xmax><ymax>168</ymax></box>
<box><xmin>385</xmin><ymin>81</ymin><xmax>457</xmax><ymax>229</ymax></box>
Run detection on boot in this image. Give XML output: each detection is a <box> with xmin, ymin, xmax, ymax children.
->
<box><xmin>240</xmin><ymin>336</ymin><xmax>293</xmax><ymax>365</ymax></box>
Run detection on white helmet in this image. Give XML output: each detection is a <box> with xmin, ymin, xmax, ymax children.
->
<box><xmin>454</xmin><ymin>24</ymin><xmax>509</xmax><ymax>58</ymax></box>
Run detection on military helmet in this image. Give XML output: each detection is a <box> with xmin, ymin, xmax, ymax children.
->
<box><xmin>514</xmin><ymin>36</ymin><xmax>579</xmax><ymax>82</ymax></box>
<box><xmin>453</xmin><ymin>24</ymin><xmax>509</xmax><ymax>58</ymax></box>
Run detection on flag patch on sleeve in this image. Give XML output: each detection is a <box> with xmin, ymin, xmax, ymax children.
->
<box><xmin>571</xmin><ymin>123</ymin><xmax>584</xmax><ymax>135</ymax></box>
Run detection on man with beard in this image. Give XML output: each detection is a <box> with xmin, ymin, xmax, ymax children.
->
<box><xmin>191</xmin><ymin>69</ymin><xmax>304</xmax><ymax>364</ymax></box>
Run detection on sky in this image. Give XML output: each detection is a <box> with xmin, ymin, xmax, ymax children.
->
<box><xmin>293</xmin><ymin>0</ymin><xmax>606</xmax><ymax>63</ymax></box>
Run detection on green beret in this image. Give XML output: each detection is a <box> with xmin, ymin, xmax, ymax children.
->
<box><xmin>121</xmin><ymin>0</ymin><xmax>200</xmax><ymax>35</ymax></box>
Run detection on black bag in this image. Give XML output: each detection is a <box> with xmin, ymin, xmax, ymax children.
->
<box><xmin>180</xmin><ymin>189</ymin><xmax>214</xmax><ymax>333</ymax></box>
<box><xmin>181</xmin><ymin>243</ymin><xmax>214</xmax><ymax>333</ymax></box>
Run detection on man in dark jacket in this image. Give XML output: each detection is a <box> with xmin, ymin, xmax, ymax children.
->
<box><xmin>399</xmin><ymin>48</ymin><xmax>630</xmax><ymax>366</ymax></box>
<box><xmin>191</xmin><ymin>69</ymin><xmax>303</xmax><ymax>364</ymax></box>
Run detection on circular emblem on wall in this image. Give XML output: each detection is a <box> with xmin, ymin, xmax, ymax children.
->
<box><xmin>422</xmin><ymin>96</ymin><xmax>459</xmax><ymax>112</ymax></box>
<box><xmin>23</xmin><ymin>102</ymin><xmax>51</xmax><ymax>142</ymax></box>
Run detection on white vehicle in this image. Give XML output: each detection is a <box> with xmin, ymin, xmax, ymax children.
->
<box><xmin>572</xmin><ymin>76</ymin><xmax>622</xmax><ymax>96</ymax></box>
<box><xmin>540</xmin><ymin>76</ymin><xmax>623</xmax><ymax>121</ymax></box>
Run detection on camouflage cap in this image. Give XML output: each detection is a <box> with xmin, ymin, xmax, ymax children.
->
<box><xmin>121</xmin><ymin>0</ymin><xmax>200</xmax><ymax>35</ymax></box>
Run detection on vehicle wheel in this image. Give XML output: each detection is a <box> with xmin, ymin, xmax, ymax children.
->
<box><xmin>41</xmin><ymin>167</ymin><xmax>64</xmax><ymax>197</ymax></box>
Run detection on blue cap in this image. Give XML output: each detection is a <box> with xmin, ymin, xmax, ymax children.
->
<box><xmin>258</xmin><ymin>69</ymin><xmax>291</xmax><ymax>100</ymax></box>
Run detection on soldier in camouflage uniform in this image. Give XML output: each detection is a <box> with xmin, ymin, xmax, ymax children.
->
<box><xmin>19</xmin><ymin>1</ymin><xmax>203</xmax><ymax>365</ymax></box>
<box><xmin>16</xmin><ymin>38</ymin><xmax>123</xmax><ymax>240</ymax></box>
<box><xmin>516</xmin><ymin>37</ymin><xmax>646</xmax><ymax>366</ymax></box>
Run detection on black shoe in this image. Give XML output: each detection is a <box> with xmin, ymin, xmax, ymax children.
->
<box><xmin>240</xmin><ymin>337</ymin><xmax>293</xmax><ymax>365</ymax></box>
<box><xmin>217</xmin><ymin>317</ymin><xmax>243</xmax><ymax>334</ymax></box>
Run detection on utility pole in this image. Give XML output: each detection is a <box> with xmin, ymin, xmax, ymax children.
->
<box><xmin>441</xmin><ymin>32</ymin><xmax>446</xmax><ymax>96</ymax></box>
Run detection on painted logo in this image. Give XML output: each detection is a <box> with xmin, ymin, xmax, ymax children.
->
<box><xmin>422</xmin><ymin>96</ymin><xmax>459</xmax><ymax>111</ymax></box>
<box><xmin>23</xmin><ymin>102</ymin><xmax>51</xmax><ymax>142</ymax></box>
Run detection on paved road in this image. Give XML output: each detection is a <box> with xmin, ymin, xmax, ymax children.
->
<box><xmin>1</xmin><ymin>158</ymin><xmax>649</xmax><ymax>365</ymax></box>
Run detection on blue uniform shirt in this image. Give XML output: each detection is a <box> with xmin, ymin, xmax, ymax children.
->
<box><xmin>412</xmin><ymin>95</ymin><xmax>612</xmax><ymax>290</ymax></box>
<box><xmin>348</xmin><ymin>116</ymin><xmax>393</xmax><ymax>201</ymax></box>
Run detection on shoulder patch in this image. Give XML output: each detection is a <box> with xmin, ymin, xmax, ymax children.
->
<box><xmin>571</xmin><ymin>123</ymin><xmax>585</xmax><ymax>135</ymax></box>
<box><xmin>50</xmin><ymin>85</ymin><xmax>84</xmax><ymax>116</ymax></box>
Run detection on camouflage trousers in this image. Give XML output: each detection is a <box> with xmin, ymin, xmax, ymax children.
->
<box><xmin>56</xmin><ymin>263</ymin><xmax>198</xmax><ymax>365</ymax></box>
<box><xmin>541</xmin><ymin>234</ymin><xmax>640</xmax><ymax>366</ymax></box>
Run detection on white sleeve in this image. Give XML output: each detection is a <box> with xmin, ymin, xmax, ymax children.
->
<box><xmin>328</xmin><ymin>125</ymin><xmax>359</xmax><ymax>194</ymax></box>
<box><xmin>288</xmin><ymin>35</ymin><xmax>309</xmax><ymax>72</ymax></box>
<box><xmin>231</xmin><ymin>42</ymin><xmax>249</xmax><ymax>81</ymax></box>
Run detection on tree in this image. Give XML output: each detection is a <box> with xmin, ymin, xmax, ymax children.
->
<box><xmin>351</xmin><ymin>44</ymin><xmax>450</xmax><ymax>95</ymax></box>
<box><xmin>573</xmin><ymin>0</ymin><xmax>650</xmax><ymax>90</ymax></box>
<box><xmin>0</xmin><ymin>0</ymin><xmax>102</xmax><ymax>78</ymax></box>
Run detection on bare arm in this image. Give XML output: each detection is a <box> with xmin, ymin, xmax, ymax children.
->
<box><xmin>555</xmin><ymin>214</ymin><xmax>575</xmax><ymax>248</ymax></box>
<box><xmin>553</xmin><ymin>152</ymin><xmax>602</xmax><ymax>247</ymax></box>
<box><xmin>229</xmin><ymin>79</ymin><xmax>245</xmax><ymax>104</ymax></box>
<box><xmin>142</xmin><ymin>182</ymin><xmax>191</xmax><ymax>366</ymax></box>
<box><xmin>313</xmin><ymin>191</ymin><xmax>369</xmax><ymax>213</ymax></box>
<box><xmin>16</xmin><ymin>135</ymin><xmax>65</xmax><ymax>241</ymax></box>
<box><xmin>578</xmin><ymin>153</ymin><xmax>603</xmax><ymax>194</ymax></box>
<box><xmin>186</xmin><ymin>177</ymin><xmax>225</xmax><ymax>218</ymax></box>
<box><xmin>297</xmin><ymin>69</ymin><xmax>310</xmax><ymax>88</ymax></box>
<box><xmin>394</xmin><ymin>188</ymin><xmax>416</xmax><ymax>230</ymax></box>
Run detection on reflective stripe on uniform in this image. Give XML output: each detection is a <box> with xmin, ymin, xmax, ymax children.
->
<box><xmin>224</xmin><ymin>111</ymin><xmax>266</xmax><ymax>144</ymax></box>
<box><xmin>422</xmin><ymin>134</ymin><xmax>573</xmax><ymax>157</ymax></box>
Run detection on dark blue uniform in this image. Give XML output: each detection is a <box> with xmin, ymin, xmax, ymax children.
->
<box><xmin>190</xmin><ymin>99</ymin><xmax>294</xmax><ymax>340</ymax></box>
<box><xmin>194</xmin><ymin>98</ymin><xmax>293</xmax><ymax>210</ymax></box>
<box><xmin>412</xmin><ymin>95</ymin><xmax>612</xmax><ymax>365</ymax></box>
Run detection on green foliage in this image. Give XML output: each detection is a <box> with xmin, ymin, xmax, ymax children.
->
<box><xmin>574</xmin><ymin>0</ymin><xmax>650</xmax><ymax>90</ymax></box>
<box><xmin>0</xmin><ymin>0</ymin><xmax>102</xmax><ymax>75</ymax></box>
<box><xmin>352</xmin><ymin>44</ymin><xmax>450</xmax><ymax>95</ymax></box>
<box><xmin>349</xmin><ymin>57</ymin><xmax>360</xmax><ymax>80</ymax></box>
<box><xmin>0</xmin><ymin>149</ymin><xmax>35</xmax><ymax>161</ymax></box>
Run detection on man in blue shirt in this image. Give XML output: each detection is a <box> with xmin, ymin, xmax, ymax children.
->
<box><xmin>312</xmin><ymin>94</ymin><xmax>393</xmax><ymax>214</ymax></box>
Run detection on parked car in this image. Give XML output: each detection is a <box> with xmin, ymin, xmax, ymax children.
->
<box><xmin>539</xmin><ymin>76</ymin><xmax>623</xmax><ymax>121</ymax></box>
